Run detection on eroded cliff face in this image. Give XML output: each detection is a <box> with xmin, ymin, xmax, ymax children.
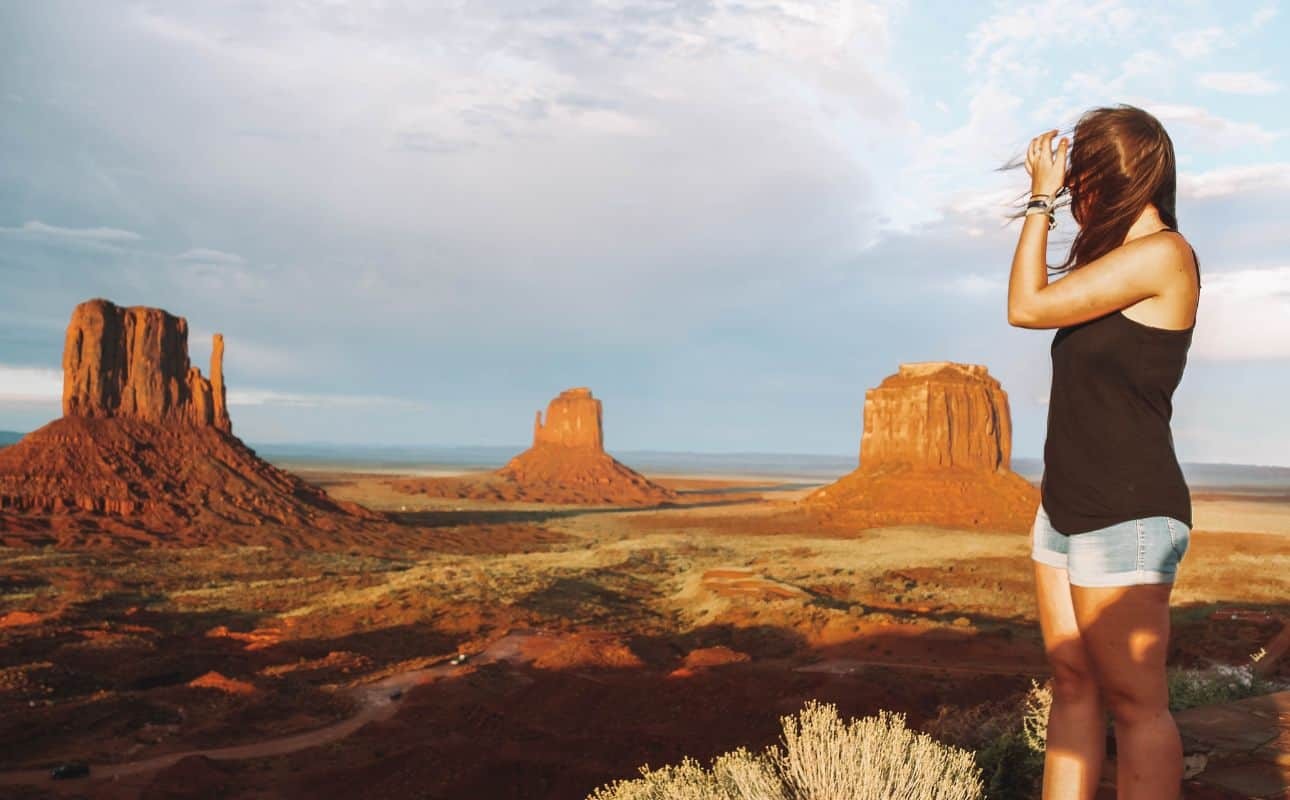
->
<box><xmin>61</xmin><ymin>299</ymin><xmax>232</xmax><ymax>433</ymax></box>
<box><xmin>806</xmin><ymin>361</ymin><xmax>1037</xmax><ymax>533</ymax></box>
<box><xmin>532</xmin><ymin>387</ymin><xmax>604</xmax><ymax>450</ymax></box>
<box><xmin>859</xmin><ymin>362</ymin><xmax>1012</xmax><ymax>473</ymax></box>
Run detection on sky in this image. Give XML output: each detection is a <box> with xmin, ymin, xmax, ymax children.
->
<box><xmin>1</xmin><ymin>1</ymin><xmax>1288</xmax><ymax>466</ymax></box>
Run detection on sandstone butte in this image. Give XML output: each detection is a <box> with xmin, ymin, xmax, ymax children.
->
<box><xmin>0</xmin><ymin>298</ymin><xmax>382</xmax><ymax>547</ymax></box>
<box><xmin>803</xmin><ymin>361</ymin><xmax>1039</xmax><ymax>533</ymax></box>
<box><xmin>391</xmin><ymin>387</ymin><xmax>677</xmax><ymax>506</ymax></box>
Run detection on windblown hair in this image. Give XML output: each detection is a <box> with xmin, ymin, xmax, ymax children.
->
<box><xmin>1000</xmin><ymin>104</ymin><xmax>1179</xmax><ymax>276</ymax></box>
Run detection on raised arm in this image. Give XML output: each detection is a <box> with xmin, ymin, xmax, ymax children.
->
<box><xmin>1008</xmin><ymin>227</ymin><xmax>1189</xmax><ymax>329</ymax></box>
<box><xmin>1006</xmin><ymin>129</ymin><xmax>1188</xmax><ymax>330</ymax></box>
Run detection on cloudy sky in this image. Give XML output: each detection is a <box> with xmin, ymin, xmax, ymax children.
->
<box><xmin>2</xmin><ymin>1</ymin><xmax>1288</xmax><ymax>466</ymax></box>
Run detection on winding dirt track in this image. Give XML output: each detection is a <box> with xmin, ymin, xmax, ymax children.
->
<box><xmin>0</xmin><ymin>629</ymin><xmax>546</xmax><ymax>791</ymax></box>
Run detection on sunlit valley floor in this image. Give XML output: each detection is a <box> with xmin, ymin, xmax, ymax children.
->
<box><xmin>1</xmin><ymin>472</ymin><xmax>1286</xmax><ymax>799</ymax></box>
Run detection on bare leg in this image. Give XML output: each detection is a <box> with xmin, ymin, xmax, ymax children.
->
<box><xmin>1034</xmin><ymin>561</ymin><xmax>1105</xmax><ymax>799</ymax></box>
<box><xmin>1071</xmin><ymin>582</ymin><xmax>1181</xmax><ymax>800</ymax></box>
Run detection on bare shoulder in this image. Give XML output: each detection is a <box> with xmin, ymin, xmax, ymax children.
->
<box><xmin>1119</xmin><ymin>228</ymin><xmax>1194</xmax><ymax>276</ymax></box>
<box><xmin>1134</xmin><ymin>228</ymin><xmax>1192</xmax><ymax>259</ymax></box>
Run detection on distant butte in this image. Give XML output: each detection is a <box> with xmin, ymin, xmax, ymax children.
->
<box><xmin>0</xmin><ymin>298</ymin><xmax>383</xmax><ymax>547</ymax></box>
<box><xmin>390</xmin><ymin>387</ymin><xmax>677</xmax><ymax>506</ymax></box>
<box><xmin>803</xmin><ymin>361</ymin><xmax>1038</xmax><ymax>532</ymax></box>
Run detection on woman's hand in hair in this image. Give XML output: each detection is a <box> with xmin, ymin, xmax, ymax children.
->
<box><xmin>1025</xmin><ymin>129</ymin><xmax>1069</xmax><ymax>197</ymax></box>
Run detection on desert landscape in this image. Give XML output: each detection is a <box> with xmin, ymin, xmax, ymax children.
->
<box><xmin>0</xmin><ymin>299</ymin><xmax>1285</xmax><ymax>799</ymax></box>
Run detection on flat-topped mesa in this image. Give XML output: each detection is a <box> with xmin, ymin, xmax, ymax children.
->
<box><xmin>805</xmin><ymin>361</ymin><xmax>1037</xmax><ymax>532</ymax></box>
<box><xmin>859</xmin><ymin>361</ymin><xmax>1011</xmax><ymax>473</ymax></box>
<box><xmin>532</xmin><ymin>387</ymin><xmax>604</xmax><ymax>450</ymax></box>
<box><xmin>61</xmin><ymin>299</ymin><xmax>232</xmax><ymax>433</ymax></box>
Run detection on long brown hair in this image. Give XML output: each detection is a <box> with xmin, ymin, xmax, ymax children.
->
<box><xmin>1000</xmin><ymin>104</ymin><xmax>1179</xmax><ymax>276</ymax></box>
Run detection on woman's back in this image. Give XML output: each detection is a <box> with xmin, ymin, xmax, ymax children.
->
<box><xmin>1040</xmin><ymin>238</ymin><xmax>1200</xmax><ymax>535</ymax></box>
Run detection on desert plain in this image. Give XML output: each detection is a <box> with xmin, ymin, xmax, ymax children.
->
<box><xmin>0</xmin><ymin>471</ymin><xmax>1287</xmax><ymax>799</ymax></box>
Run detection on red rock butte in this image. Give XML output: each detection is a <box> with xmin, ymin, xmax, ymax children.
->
<box><xmin>530</xmin><ymin>387</ymin><xmax>603</xmax><ymax>450</ymax></box>
<box><xmin>804</xmin><ymin>361</ymin><xmax>1038</xmax><ymax>532</ymax></box>
<box><xmin>391</xmin><ymin>387</ymin><xmax>677</xmax><ymax>506</ymax></box>
<box><xmin>496</xmin><ymin>387</ymin><xmax>676</xmax><ymax>504</ymax></box>
<box><xmin>0</xmin><ymin>298</ymin><xmax>381</xmax><ymax>546</ymax></box>
<box><xmin>62</xmin><ymin>299</ymin><xmax>232</xmax><ymax>431</ymax></box>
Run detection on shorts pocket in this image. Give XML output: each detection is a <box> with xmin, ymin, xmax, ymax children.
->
<box><xmin>1167</xmin><ymin>518</ymin><xmax>1190</xmax><ymax>561</ymax></box>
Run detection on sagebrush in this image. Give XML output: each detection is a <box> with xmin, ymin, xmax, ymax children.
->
<box><xmin>587</xmin><ymin>700</ymin><xmax>983</xmax><ymax>800</ymax></box>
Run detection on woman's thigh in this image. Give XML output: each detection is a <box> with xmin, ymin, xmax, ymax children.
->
<box><xmin>1070</xmin><ymin>582</ymin><xmax>1173</xmax><ymax>712</ymax></box>
<box><xmin>1034</xmin><ymin>559</ymin><xmax>1096</xmax><ymax>681</ymax></box>
<box><xmin>1032</xmin><ymin>505</ymin><xmax>1092</xmax><ymax>675</ymax></box>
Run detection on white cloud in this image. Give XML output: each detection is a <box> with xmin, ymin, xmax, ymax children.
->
<box><xmin>0</xmin><ymin>366</ymin><xmax>62</xmax><ymax>405</ymax></box>
<box><xmin>0</xmin><ymin>220</ymin><xmax>142</xmax><ymax>243</ymax></box>
<box><xmin>177</xmin><ymin>261</ymin><xmax>266</xmax><ymax>294</ymax></box>
<box><xmin>1197</xmin><ymin>71</ymin><xmax>1280</xmax><ymax>95</ymax></box>
<box><xmin>966</xmin><ymin>1</ymin><xmax>1138</xmax><ymax>77</ymax></box>
<box><xmin>1148</xmin><ymin>103</ymin><xmax>1284</xmax><ymax>147</ymax></box>
<box><xmin>228</xmin><ymin>388</ymin><xmax>427</xmax><ymax>410</ymax></box>
<box><xmin>1169</xmin><ymin>27</ymin><xmax>1225</xmax><ymax>59</ymax></box>
<box><xmin>1192</xmin><ymin>266</ymin><xmax>1290</xmax><ymax>361</ymax></box>
<box><xmin>177</xmin><ymin>247</ymin><xmax>245</xmax><ymax>265</ymax></box>
<box><xmin>0</xmin><ymin>364</ymin><xmax>424</xmax><ymax>413</ymax></box>
<box><xmin>1179</xmin><ymin>163</ymin><xmax>1290</xmax><ymax>199</ymax></box>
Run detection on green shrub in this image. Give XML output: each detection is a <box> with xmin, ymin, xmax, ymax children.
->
<box><xmin>1167</xmin><ymin>664</ymin><xmax>1276</xmax><ymax>712</ymax></box>
<box><xmin>922</xmin><ymin>680</ymin><xmax>1050</xmax><ymax>800</ymax></box>
<box><xmin>974</xmin><ymin>728</ymin><xmax>1041</xmax><ymax>800</ymax></box>
<box><xmin>588</xmin><ymin>700</ymin><xmax>983</xmax><ymax>800</ymax></box>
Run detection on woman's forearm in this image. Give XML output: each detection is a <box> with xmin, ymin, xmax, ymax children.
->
<box><xmin>1007</xmin><ymin>213</ymin><xmax>1051</xmax><ymax>326</ymax></box>
<box><xmin>1010</xmin><ymin>129</ymin><xmax>1067</xmax><ymax>327</ymax></box>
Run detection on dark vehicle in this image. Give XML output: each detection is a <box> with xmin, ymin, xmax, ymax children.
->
<box><xmin>50</xmin><ymin>761</ymin><xmax>90</xmax><ymax>780</ymax></box>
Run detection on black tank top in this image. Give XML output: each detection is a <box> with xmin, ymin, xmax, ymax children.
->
<box><xmin>1040</xmin><ymin>233</ymin><xmax>1200</xmax><ymax>535</ymax></box>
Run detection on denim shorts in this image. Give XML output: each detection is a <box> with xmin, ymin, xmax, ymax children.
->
<box><xmin>1030</xmin><ymin>503</ymin><xmax>1190</xmax><ymax>587</ymax></box>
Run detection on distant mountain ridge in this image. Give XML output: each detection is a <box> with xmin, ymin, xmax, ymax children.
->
<box><xmin>247</xmin><ymin>442</ymin><xmax>1290</xmax><ymax>492</ymax></box>
<box><xmin>0</xmin><ymin>431</ymin><xmax>23</xmax><ymax>447</ymax></box>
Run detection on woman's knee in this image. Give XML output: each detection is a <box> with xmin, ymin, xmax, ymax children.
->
<box><xmin>1046</xmin><ymin>647</ymin><xmax>1098</xmax><ymax>701</ymax></box>
<box><xmin>1100</xmin><ymin>681</ymin><xmax>1170</xmax><ymax>724</ymax></box>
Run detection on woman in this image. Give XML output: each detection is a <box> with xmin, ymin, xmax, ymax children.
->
<box><xmin>1006</xmin><ymin>104</ymin><xmax>1201</xmax><ymax>799</ymax></box>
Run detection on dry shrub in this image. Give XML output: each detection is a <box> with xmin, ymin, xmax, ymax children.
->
<box><xmin>587</xmin><ymin>700</ymin><xmax>983</xmax><ymax>800</ymax></box>
<box><xmin>711</xmin><ymin>748</ymin><xmax>786</xmax><ymax>800</ymax></box>
<box><xmin>1020</xmin><ymin>679</ymin><xmax>1052</xmax><ymax>752</ymax></box>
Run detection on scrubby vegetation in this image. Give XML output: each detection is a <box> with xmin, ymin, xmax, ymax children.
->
<box><xmin>1168</xmin><ymin>663</ymin><xmax>1278</xmax><ymax>712</ymax></box>
<box><xmin>587</xmin><ymin>700</ymin><xmax>983</xmax><ymax>800</ymax></box>
<box><xmin>922</xmin><ymin>680</ymin><xmax>1051</xmax><ymax>800</ymax></box>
